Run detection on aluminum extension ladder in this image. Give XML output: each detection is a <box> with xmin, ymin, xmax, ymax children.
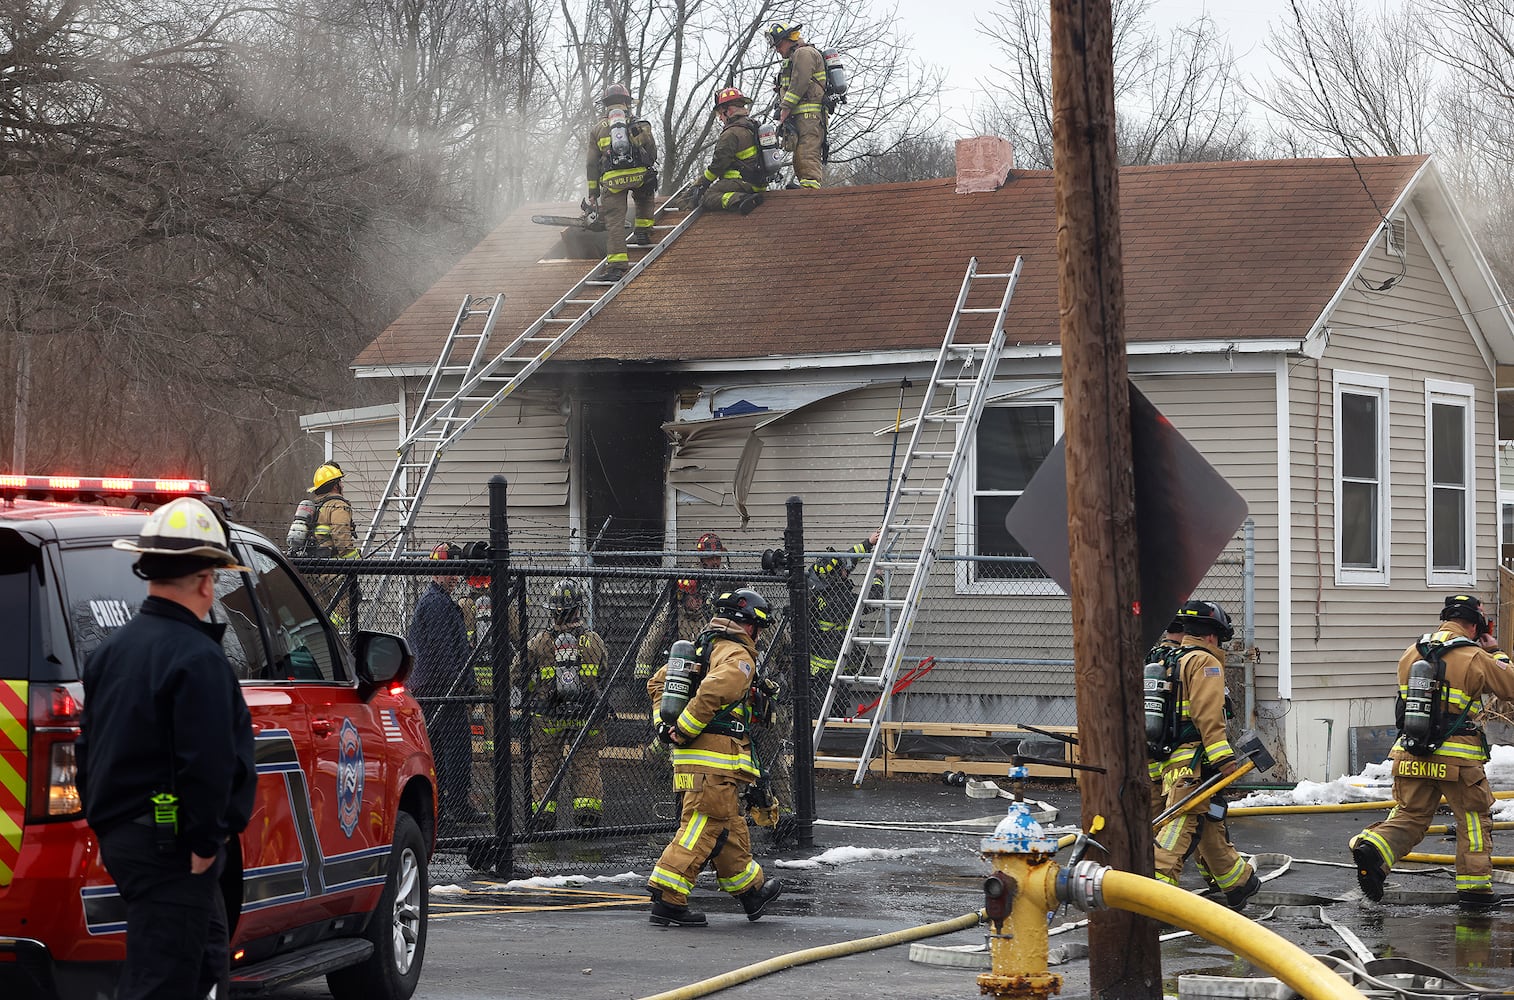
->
<box><xmin>811</xmin><ymin>256</ymin><xmax>1023</xmax><ymax>785</ymax></box>
<box><xmin>360</xmin><ymin>188</ymin><xmax>704</xmax><ymax>559</ymax></box>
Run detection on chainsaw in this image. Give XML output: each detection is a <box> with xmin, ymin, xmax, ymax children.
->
<box><xmin>530</xmin><ymin>199</ymin><xmax>605</xmax><ymax>232</ymax></box>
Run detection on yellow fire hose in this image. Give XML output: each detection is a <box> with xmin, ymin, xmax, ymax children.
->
<box><xmin>633</xmin><ymin>909</ymin><xmax>983</xmax><ymax>1000</ymax></box>
<box><xmin>1095</xmin><ymin>870</ymin><xmax>1368</xmax><ymax>1000</ymax></box>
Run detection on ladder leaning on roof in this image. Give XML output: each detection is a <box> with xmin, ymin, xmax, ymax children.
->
<box><xmin>811</xmin><ymin>256</ymin><xmax>1024</xmax><ymax>786</ymax></box>
<box><xmin>360</xmin><ymin>187</ymin><xmax>705</xmax><ymax>559</ymax></box>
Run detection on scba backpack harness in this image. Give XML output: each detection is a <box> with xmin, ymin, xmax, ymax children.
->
<box><xmin>1397</xmin><ymin>633</ymin><xmax>1478</xmax><ymax>757</ymax></box>
<box><xmin>1145</xmin><ymin>644</ymin><xmax>1205</xmax><ymax>758</ymax></box>
<box><xmin>658</xmin><ymin>629</ymin><xmax>780</xmax><ymax>738</ymax></box>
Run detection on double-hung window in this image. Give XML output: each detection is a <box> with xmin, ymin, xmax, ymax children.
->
<box><xmin>956</xmin><ymin>397</ymin><xmax>1062</xmax><ymax>594</ymax></box>
<box><xmin>1425</xmin><ymin>379</ymin><xmax>1475</xmax><ymax>586</ymax></box>
<box><xmin>1334</xmin><ymin>371</ymin><xmax>1390</xmax><ymax>585</ymax></box>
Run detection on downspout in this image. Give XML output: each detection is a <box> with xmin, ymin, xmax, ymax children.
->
<box><xmin>1276</xmin><ymin>355</ymin><xmax>1293</xmax><ymax>702</ymax></box>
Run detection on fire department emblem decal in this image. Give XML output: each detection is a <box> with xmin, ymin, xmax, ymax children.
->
<box><xmin>337</xmin><ymin>719</ymin><xmax>364</xmax><ymax>837</ymax></box>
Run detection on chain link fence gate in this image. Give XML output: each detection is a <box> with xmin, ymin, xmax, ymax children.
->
<box><xmin>290</xmin><ymin>478</ymin><xmax>1255</xmax><ymax>876</ymax></box>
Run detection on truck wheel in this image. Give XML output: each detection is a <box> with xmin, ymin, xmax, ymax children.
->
<box><xmin>329</xmin><ymin>812</ymin><xmax>428</xmax><ymax>1000</ymax></box>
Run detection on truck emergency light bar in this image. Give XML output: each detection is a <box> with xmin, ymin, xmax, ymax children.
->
<box><xmin>0</xmin><ymin>474</ymin><xmax>210</xmax><ymax>499</ymax></box>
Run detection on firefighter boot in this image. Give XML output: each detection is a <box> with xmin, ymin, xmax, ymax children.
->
<box><xmin>737</xmin><ymin>878</ymin><xmax>784</xmax><ymax>922</ymax></box>
<box><xmin>1223</xmin><ymin>872</ymin><xmax>1261</xmax><ymax>911</ymax></box>
<box><xmin>599</xmin><ymin>263</ymin><xmax>628</xmax><ymax>282</ymax></box>
<box><xmin>629</xmin><ymin>227</ymin><xmax>652</xmax><ymax>246</ymax></box>
<box><xmin>649</xmin><ymin>890</ymin><xmax>708</xmax><ymax>927</ymax></box>
<box><xmin>1350</xmin><ymin>836</ymin><xmax>1388</xmax><ymax>902</ymax></box>
<box><xmin>1458</xmin><ymin>889</ymin><xmax>1508</xmax><ymax>912</ymax></box>
<box><xmin>734</xmin><ymin>193</ymin><xmax>763</xmax><ymax>215</ymax></box>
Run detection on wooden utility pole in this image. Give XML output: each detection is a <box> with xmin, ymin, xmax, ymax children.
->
<box><xmin>1049</xmin><ymin>0</ymin><xmax>1161</xmax><ymax>996</ymax></box>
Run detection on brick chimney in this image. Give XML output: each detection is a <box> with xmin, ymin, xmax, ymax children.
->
<box><xmin>955</xmin><ymin>137</ymin><xmax>1016</xmax><ymax>194</ymax></box>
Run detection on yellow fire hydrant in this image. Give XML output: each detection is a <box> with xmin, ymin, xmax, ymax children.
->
<box><xmin>977</xmin><ymin>775</ymin><xmax>1063</xmax><ymax>1000</ymax></box>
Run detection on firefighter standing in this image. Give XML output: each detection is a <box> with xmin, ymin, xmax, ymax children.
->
<box><xmin>637</xmin><ymin>579</ymin><xmax>707</xmax><ymax>681</ymax></box>
<box><xmin>408</xmin><ymin>544</ymin><xmax>485</xmax><ymax>825</ymax></box>
<box><xmin>524</xmin><ymin>580</ymin><xmax>608</xmax><ymax>828</ymax></box>
<box><xmin>695</xmin><ymin>88</ymin><xmax>766</xmax><ymax>214</ymax></box>
<box><xmin>766</xmin><ymin>22</ymin><xmax>828</xmax><ymax>188</ymax></box>
<box><xmin>646</xmin><ymin>589</ymin><xmax>784</xmax><ymax>926</ymax></box>
<box><xmin>808</xmin><ymin>530</ymin><xmax>882</xmax><ymax>683</ymax></box>
<box><xmin>286</xmin><ymin>463</ymin><xmax>359</xmax><ymax>559</ymax></box>
<box><xmin>1150</xmin><ymin>600</ymin><xmax>1260</xmax><ymax>909</ymax></box>
<box><xmin>1350</xmin><ymin>594</ymin><xmax>1514</xmax><ymax>911</ymax></box>
<box><xmin>78</xmin><ymin>498</ymin><xmax>256</xmax><ymax>1000</ymax></box>
<box><xmin>587</xmin><ymin>83</ymin><xmax>658</xmax><ymax>283</ymax></box>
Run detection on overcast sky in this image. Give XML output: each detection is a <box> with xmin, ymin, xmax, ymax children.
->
<box><xmin>890</xmin><ymin>0</ymin><xmax>1408</xmax><ymax>129</ymax></box>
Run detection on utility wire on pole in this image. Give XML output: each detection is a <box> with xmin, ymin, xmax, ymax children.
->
<box><xmin>1050</xmin><ymin>0</ymin><xmax>1161</xmax><ymax>995</ymax></box>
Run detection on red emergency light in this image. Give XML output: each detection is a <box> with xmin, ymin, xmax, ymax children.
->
<box><xmin>0</xmin><ymin>474</ymin><xmax>210</xmax><ymax>501</ymax></box>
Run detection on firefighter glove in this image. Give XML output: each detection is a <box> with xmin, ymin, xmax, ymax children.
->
<box><xmin>656</xmin><ymin>722</ymin><xmax>680</xmax><ymax>746</ymax></box>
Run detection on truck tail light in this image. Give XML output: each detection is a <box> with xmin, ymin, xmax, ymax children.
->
<box><xmin>28</xmin><ymin>684</ymin><xmax>84</xmax><ymax>820</ymax></box>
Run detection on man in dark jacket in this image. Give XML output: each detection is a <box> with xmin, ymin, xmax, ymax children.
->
<box><xmin>78</xmin><ymin>497</ymin><xmax>256</xmax><ymax>1000</ymax></box>
<box><xmin>408</xmin><ymin>543</ymin><xmax>484</xmax><ymax>825</ymax></box>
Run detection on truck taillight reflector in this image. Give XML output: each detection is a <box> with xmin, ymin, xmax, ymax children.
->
<box><xmin>27</xmin><ymin>683</ymin><xmax>83</xmax><ymax>821</ymax></box>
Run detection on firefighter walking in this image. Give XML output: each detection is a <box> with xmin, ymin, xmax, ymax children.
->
<box><xmin>1149</xmin><ymin>600</ymin><xmax>1260</xmax><ymax>909</ymax></box>
<box><xmin>695</xmin><ymin>88</ymin><xmax>766</xmax><ymax>214</ymax></box>
<box><xmin>524</xmin><ymin>579</ymin><xmax>608</xmax><ymax>828</ymax></box>
<box><xmin>645</xmin><ymin>589</ymin><xmax>784</xmax><ymax>926</ymax></box>
<box><xmin>1350</xmin><ymin>594</ymin><xmax>1514</xmax><ymax>911</ymax></box>
<box><xmin>766</xmin><ymin>22</ymin><xmax>828</xmax><ymax>188</ymax></box>
<box><xmin>587</xmin><ymin>84</ymin><xmax>658</xmax><ymax>282</ymax></box>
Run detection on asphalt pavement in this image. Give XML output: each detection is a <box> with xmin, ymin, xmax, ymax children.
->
<box><xmin>265</xmin><ymin>774</ymin><xmax>1514</xmax><ymax>1000</ymax></box>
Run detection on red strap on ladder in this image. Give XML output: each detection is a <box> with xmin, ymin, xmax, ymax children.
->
<box><xmin>853</xmin><ymin>656</ymin><xmax>936</xmax><ymax>717</ymax></box>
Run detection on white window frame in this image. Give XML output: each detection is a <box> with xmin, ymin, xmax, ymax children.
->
<box><xmin>1425</xmin><ymin>378</ymin><xmax>1476</xmax><ymax>587</ymax></box>
<box><xmin>1333</xmin><ymin>370</ymin><xmax>1391</xmax><ymax>586</ymax></box>
<box><xmin>954</xmin><ymin>390</ymin><xmax>1064</xmax><ymax>596</ymax></box>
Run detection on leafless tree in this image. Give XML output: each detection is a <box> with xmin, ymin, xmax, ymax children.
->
<box><xmin>1256</xmin><ymin>0</ymin><xmax>1439</xmax><ymax>157</ymax></box>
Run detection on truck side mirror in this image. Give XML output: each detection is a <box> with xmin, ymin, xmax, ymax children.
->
<box><xmin>355</xmin><ymin>630</ymin><xmax>412</xmax><ymax>697</ymax></box>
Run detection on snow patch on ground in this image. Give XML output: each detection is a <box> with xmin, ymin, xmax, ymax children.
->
<box><xmin>1231</xmin><ymin>744</ymin><xmax>1514</xmax><ymax>810</ymax></box>
<box><xmin>775</xmin><ymin>845</ymin><xmax>937</xmax><ymax>870</ymax></box>
<box><xmin>496</xmin><ymin>872</ymin><xmax>645</xmax><ymax>890</ymax></box>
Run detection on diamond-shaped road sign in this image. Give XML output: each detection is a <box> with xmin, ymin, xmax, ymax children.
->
<box><xmin>1001</xmin><ymin>380</ymin><xmax>1249</xmax><ymax>651</ymax></box>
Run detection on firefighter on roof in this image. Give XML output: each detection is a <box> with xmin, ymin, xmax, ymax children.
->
<box><xmin>694</xmin><ymin>88</ymin><xmax>766</xmax><ymax>214</ymax></box>
<box><xmin>1149</xmin><ymin>599</ymin><xmax>1260</xmax><ymax>910</ymax></box>
<box><xmin>1350</xmin><ymin>594</ymin><xmax>1514</xmax><ymax>911</ymax></box>
<box><xmin>766</xmin><ymin>22</ymin><xmax>827</xmax><ymax>188</ymax></box>
<box><xmin>586</xmin><ymin>83</ymin><xmax>659</xmax><ymax>283</ymax></box>
<box><xmin>645</xmin><ymin>588</ymin><xmax>784</xmax><ymax>926</ymax></box>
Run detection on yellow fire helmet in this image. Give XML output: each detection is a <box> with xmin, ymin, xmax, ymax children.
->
<box><xmin>308</xmin><ymin>463</ymin><xmax>344</xmax><ymax>492</ymax></box>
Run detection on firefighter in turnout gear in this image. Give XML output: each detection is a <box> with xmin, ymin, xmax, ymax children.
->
<box><xmin>808</xmin><ymin>531</ymin><xmax>882</xmax><ymax>682</ymax></box>
<box><xmin>1350</xmin><ymin>594</ymin><xmax>1514</xmax><ymax>911</ymax></box>
<box><xmin>524</xmin><ymin>579</ymin><xmax>609</xmax><ymax>828</ymax></box>
<box><xmin>645</xmin><ymin>589</ymin><xmax>784</xmax><ymax>926</ymax></box>
<box><xmin>766</xmin><ymin>22</ymin><xmax>827</xmax><ymax>188</ymax></box>
<box><xmin>286</xmin><ymin>463</ymin><xmax>358</xmax><ymax>559</ymax></box>
<box><xmin>1150</xmin><ymin>600</ymin><xmax>1260</xmax><ymax>910</ymax></box>
<box><xmin>696</xmin><ymin>88</ymin><xmax>766</xmax><ymax>214</ymax></box>
<box><xmin>638</xmin><ymin>580</ymin><xmax>707</xmax><ymax>681</ymax></box>
<box><xmin>587</xmin><ymin>83</ymin><xmax>659</xmax><ymax>282</ymax></box>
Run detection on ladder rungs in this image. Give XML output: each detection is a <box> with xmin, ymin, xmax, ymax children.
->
<box><xmin>896</xmin><ymin>487</ymin><xmax>933</xmax><ymax>495</ymax></box>
<box><xmin>862</xmin><ymin>598</ymin><xmax>907</xmax><ymax>608</ymax></box>
<box><xmin>850</xmin><ymin>637</ymin><xmax>892</xmax><ymax>646</ymax></box>
<box><xmin>565</xmin><ymin>298</ymin><xmax>597</xmax><ymax>305</ymax></box>
<box><xmin>886</xmin><ymin>522</ymin><xmax>930</xmax><ymax>530</ymax></box>
<box><xmin>873</xmin><ymin>560</ymin><xmax>913</xmax><ymax>570</ymax></box>
<box><xmin>813</xmin><ymin>755</ymin><xmax>865</xmax><ymax>765</ymax></box>
<box><xmin>839</xmin><ymin>674</ymin><xmax>887</xmax><ymax>686</ymax></box>
<box><xmin>958</xmin><ymin>307</ymin><xmax>1001</xmax><ymax>314</ymax></box>
<box><xmin>975</xmin><ymin>271</ymin><xmax>1016</xmax><ymax>279</ymax></box>
<box><xmin>922</xmin><ymin>414</ymin><xmax>967</xmax><ymax>422</ymax></box>
<box><xmin>911</xmin><ymin>450</ymin><xmax>951</xmax><ymax>459</ymax></box>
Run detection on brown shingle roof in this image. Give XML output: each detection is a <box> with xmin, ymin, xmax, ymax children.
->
<box><xmin>355</xmin><ymin>156</ymin><xmax>1428</xmax><ymax>368</ymax></box>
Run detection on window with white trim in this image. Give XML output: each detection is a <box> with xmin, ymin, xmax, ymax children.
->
<box><xmin>1333</xmin><ymin>371</ymin><xmax>1390</xmax><ymax>585</ymax></box>
<box><xmin>956</xmin><ymin>399</ymin><xmax>1062</xmax><ymax>594</ymax></box>
<box><xmin>1426</xmin><ymin>379</ymin><xmax>1475</xmax><ymax>585</ymax></box>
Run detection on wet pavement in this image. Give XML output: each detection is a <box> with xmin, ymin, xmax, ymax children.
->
<box><xmin>265</xmin><ymin>774</ymin><xmax>1514</xmax><ymax>999</ymax></box>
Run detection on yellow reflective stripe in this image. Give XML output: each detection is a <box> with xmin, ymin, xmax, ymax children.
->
<box><xmin>635</xmin><ymin>218</ymin><xmax>654</xmax><ymax>227</ymax></box>
<box><xmin>587</xmin><ymin>180</ymin><xmax>599</xmax><ymax>190</ymax></box>
<box><xmin>1203</xmin><ymin>739</ymin><xmax>1234</xmax><ymax>760</ymax></box>
<box><xmin>1155</xmin><ymin>871</ymin><xmax>1179</xmax><ymax>886</ymax></box>
<box><xmin>606</xmin><ymin>253</ymin><xmax>628</xmax><ymax>264</ymax></box>
<box><xmin>1433</xmin><ymin>741</ymin><xmax>1488</xmax><ymax>761</ymax></box>
<box><xmin>573</xmin><ymin>796</ymin><xmax>602</xmax><ymax>812</ymax></box>
<box><xmin>1465</xmin><ymin>809</ymin><xmax>1486</xmax><ymax>853</ymax></box>
<box><xmin>1209</xmin><ymin>856</ymin><xmax>1248</xmax><ymax>890</ymax></box>
<box><xmin>671</xmin><ymin>747</ymin><xmax>758</xmax><ymax>775</ymax></box>
<box><xmin>1155</xmin><ymin>816</ymin><xmax>1186</xmax><ymax>851</ymax></box>
<box><xmin>1457</xmin><ymin>872</ymin><xmax>1492</xmax><ymax>890</ymax></box>
<box><xmin>580</xmin><ymin>664</ymin><xmax>600</xmax><ymax>677</ymax></box>
<box><xmin>0</xmin><ymin>680</ymin><xmax>26</xmax><ymax>888</ymax></box>
<box><xmin>703</xmin><ymin>168</ymin><xmax>717</xmax><ymax>182</ymax></box>
<box><xmin>676</xmin><ymin>707</ymin><xmax>707</xmax><ymax>737</ymax></box>
<box><xmin>736</xmin><ymin>147</ymin><xmax>757</xmax><ymax>159</ymax></box>
<box><xmin>650</xmin><ymin>867</ymin><xmax>695</xmax><ymax>894</ymax></box>
<box><xmin>678</xmin><ymin>812</ymin><xmax>708</xmax><ymax>850</ymax></box>
<box><xmin>796</xmin><ymin>103</ymin><xmax>823</xmax><ymax>114</ymax></box>
<box><xmin>721</xmin><ymin>169</ymin><xmax>743</xmax><ymax>179</ymax></box>
<box><xmin>540</xmin><ymin>666</ymin><xmax>556</xmax><ymax>679</ymax></box>
<box><xmin>719</xmin><ymin>861</ymin><xmax>761</xmax><ymax>893</ymax></box>
<box><xmin>1359</xmin><ymin>829</ymin><xmax>1396</xmax><ymax>867</ymax></box>
<box><xmin>598</xmin><ymin>137</ymin><xmax>612</xmax><ymax>148</ymax></box>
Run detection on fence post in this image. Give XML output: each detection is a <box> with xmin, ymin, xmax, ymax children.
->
<box><xmin>784</xmin><ymin>496</ymin><xmax>815</xmax><ymax>848</ymax></box>
<box><xmin>487</xmin><ymin>475</ymin><xmax>514</xmax><ymax>875</ymax></box>
<box><xmin>1243</xmin><ymin>517</ymin><xmax>1256</xmax><ymax>729</ymax></box>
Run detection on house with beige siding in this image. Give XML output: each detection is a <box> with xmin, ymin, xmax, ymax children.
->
<box><xmin>309</xmin><ymin>150</ymin><xmax>1514</xmax><ymax>782</ymax></box>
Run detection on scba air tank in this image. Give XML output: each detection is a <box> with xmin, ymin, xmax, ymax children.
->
<box><xmin>1400</xmin><ymin>656</ymin><xmax>1439</xmax><ymax>748</ymax></box>
<box><xmin>757</xmin><ymin>120</ymin><xmax>785</xmax><ymax>175</ymax></box>
<box><xmin>1143</xmin><ymin>657</ymin><xmax>1174</xmax><ymax>751</ymax></box>
<box><xmin>607</xmin><ymin>105</ymin><xmax>634</xmax><ymax>166</ymax></box>
<box><xmin>659</xmin><ymin>640</ymin><xmax>701</xmax><ymax>727</ymax></box>
<box><xmin>822</xmin><ymin>47</ymin><xmax>848</xmax><ymax>97</ymax></box>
